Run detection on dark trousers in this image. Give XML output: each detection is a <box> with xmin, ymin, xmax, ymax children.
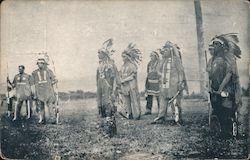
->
<box><xmin>102</xmin><ymin>103</ymin><xmax>117</xmax><ymax>137</ymax></box>
<box><xmin>7</xmin><ymin>98</ymin><xmax>14</xmax><ymax>111</ymax></box>
<box><xmin>211</xmin><ymin>94</ymin><xmax>234</xmax><ymax>134</ymax></box>
<box><xmin>100</xmin><ymin>103</ymin><xmax>116</xmax><ymax>118</ymax></box>
<box><xmin>212</xmin><ymin>107</ymin><xmax>234</xmax><ymax>134</ymax></box>
<box><xmin>146</xmin><ymin>95</ymin><xmax>160</xmax><ymax>113</ymax></box>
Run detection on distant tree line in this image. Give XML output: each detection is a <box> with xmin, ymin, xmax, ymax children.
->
<box><xmin>0</xmin><ymin>85</ymin><xmax>249</xmax><ymax>102</ymax></box>
<box><xmin>59</xmin><ymin>90</ymin><xmax>96</xmax><ymax>101</ymax></box>
<box><xmin>139</xmin><ymin>91</ymin><xmax>205</xmax><ymax>99</ymax></box>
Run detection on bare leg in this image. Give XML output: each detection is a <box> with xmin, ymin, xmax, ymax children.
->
<box><xmin>13</xmin><ymin>101</ymin><xmax>18</xmax><ymax>121</ymax></box>
<box><xmin>13</xmin><ymin>100</ymin><xmax>23</xmax><ymax>121</ymax></box>
<box><xmin>37</xmin><ymin>100</ymin><xmax>45</xmax><ymax>124</ymax></box>
<box><xmin>26</xmin><ymin>100</ymin><xmax>32</xmax><ymax>119</ymax></box>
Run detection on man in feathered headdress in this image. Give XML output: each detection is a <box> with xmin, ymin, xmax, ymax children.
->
<box><xmin>144</xmin><ymin>51</ymin><xmax>160</xmax><ymax>115</ymax></box>
<box><xmin>96</xmin><ymin>39</ymin><xmax>118</xmax><ymax>137</ymax></box>
<box><xmin>152</xmin><ymin>41</ymin><xmax>188</xmax><ymax>124</ymax></box>
<box><xmin>207</xmin><ymin>33</ymin><xmax>242</xmax><ymax>137</ymax></box>
<box><xmin>31</xmin><ymin>53</ymin><xmax>58</xmax><ymax>124</ymax></box>
<box><xmin>120</xmin><ymin>43</ymin><xmax>142</xmax><ymax>120</ymax></box>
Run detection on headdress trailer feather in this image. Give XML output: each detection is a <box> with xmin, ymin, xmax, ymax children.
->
<box><xmin>122</xmin><ymin>43</ymin><xmax>142</xmax><ymax>65</ymax></box>
<box><xmin>210</xmin><ymin>33</ymin><xmax>241</xmax><ymax>59</ymax></box>
<box><xmin>98</xmin><ymin>38</ymin><xmax>115</xmax><ymax>58</ymax></box>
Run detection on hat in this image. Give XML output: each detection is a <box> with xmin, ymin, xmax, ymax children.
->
<box><xmin>37</xmin><ymin>59</ymin><xmax>46</xmax><ymax>64</ymax></box>
<box><xmin>37</xmin><ymin>53</ymin><xmax>49</xmax><ymax>65</ymax></box>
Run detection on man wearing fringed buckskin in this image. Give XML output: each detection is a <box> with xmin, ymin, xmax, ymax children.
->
<box><xmin>120</xmin><ymin>43</ymin><xmax>142</xmax><ymax>120</ymax></box>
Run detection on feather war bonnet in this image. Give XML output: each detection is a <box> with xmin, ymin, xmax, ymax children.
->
<box><xmin>210</xmin><ymin>33</ymin><xmax>241</xmax><ymax>59</ymax></box>
<box><xmin>98</xmin><ymin>38</ymin><xmax>115</xmax><ymax>59</ymax></box>
<box><xmin>122</xmin><ymin>43</ymin><xmax>142</xmax><ymax>65</ymax></box>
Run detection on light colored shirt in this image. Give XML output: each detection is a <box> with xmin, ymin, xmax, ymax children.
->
<box><xmin>32</xmin><ymin>68</ymin><xmax>56</xmax><ymax>102</ymax></box>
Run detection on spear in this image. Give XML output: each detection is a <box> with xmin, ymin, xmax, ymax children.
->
<box><xmin>205</xmin><ymin>50</ymin><xmax>212</xmax><ymax>126</ymax></box>
<box><xmin>51</xmin><ymin>58</ymin><xmax>60</xmax><ymax>124</ymax></box>
<box><xmin>6</xmin><ymin>63</ymin><xmax>10</xmax><ymax>105</ymax></box>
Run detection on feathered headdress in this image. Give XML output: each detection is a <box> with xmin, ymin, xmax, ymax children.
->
<box><xmin>159</xmin><ymin>41</ymin><xmax>182</xmax><ymax>61</ymax></box>
<box><xmin>98</xmin><ymin>38</ymin><xmax>115</xmax><ymax>58</ymax></box>
<box><xmin>122</xmin><ymin>43</ymin><xmax>142</xmax><ymax>65</ymax></box>
<box><xmin>210</xmin><ymin>33</ymin><xmax>241</xmax><ymax>59</ymax></box>
<box><xmin>150</xmin><ymin>51</ymin><xmax>160</xmax><ymax>60</ymax></box>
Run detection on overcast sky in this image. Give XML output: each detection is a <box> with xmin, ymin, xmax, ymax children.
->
<box><xmin>0</xmin><ymin>0</ymin><xmax>249</xmax><ymax>92</ymax></box>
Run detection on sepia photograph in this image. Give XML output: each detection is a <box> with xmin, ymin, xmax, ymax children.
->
<box><xmin>0</xmin><ymin>0</ymin><xmax>249</xmax><ymax>159</ymax></box>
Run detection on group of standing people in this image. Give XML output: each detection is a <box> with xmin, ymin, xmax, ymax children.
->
<box><xmin>6</xmin><ymin>53</ymin><xmax>59</xmax><ymax>124</ymax></box>
<box><xmin>96</xmin><ymin>39</ymin><xmax>143</xmax><ymax>136</ymax></box>
<box><xmin>4</xmin><ymin>33</ymin><xmax>242</xmax><ymax>139</ymax></box>
<box><xmin>146</xmin><ymin>42</ymin><xmax>188</xmax><ymax>124</ymax></box>
<box><xmin>96</xmin><ymin>33</ymin><xmax>242</xmax><ymax>138</ymax></box>
<box><xmin>96</xmin><ymin>39</ymin><xmax>189</xmax><ymax>136</ymax></box>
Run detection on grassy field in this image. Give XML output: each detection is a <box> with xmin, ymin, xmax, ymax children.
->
<box><xmin>0</xmin><ymin>98</ymin><xmax>249</xmax><ymax>159</ymax></box>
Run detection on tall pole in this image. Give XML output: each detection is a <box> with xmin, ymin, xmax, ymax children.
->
<box><xmin>194</xmin><ymin>0</ymin><xmax>206</xmax><ymax>94</ymax></box>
